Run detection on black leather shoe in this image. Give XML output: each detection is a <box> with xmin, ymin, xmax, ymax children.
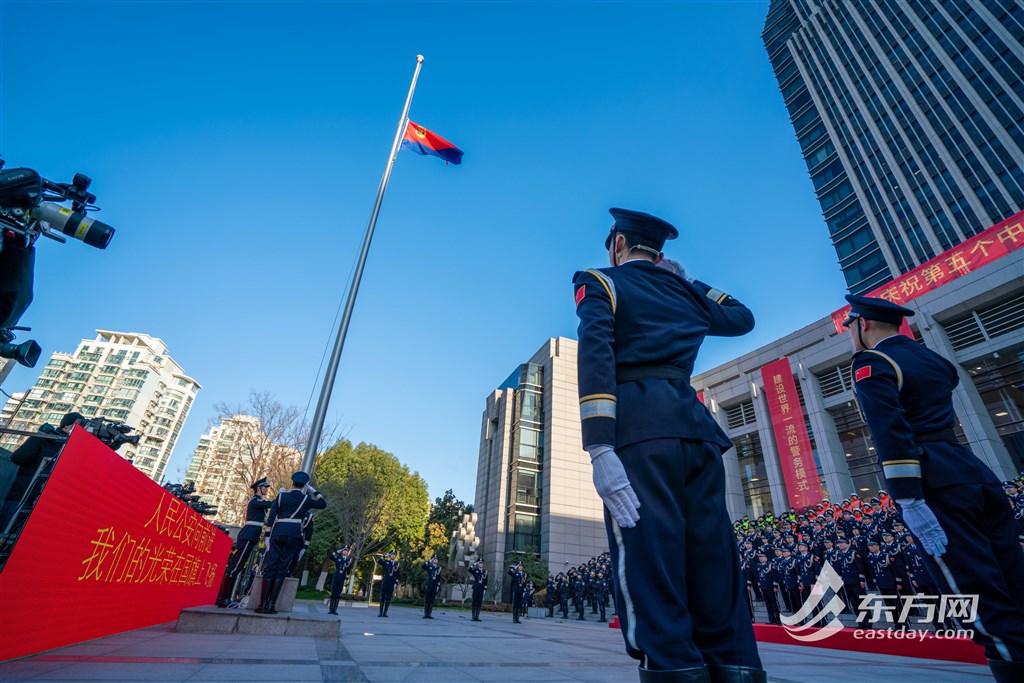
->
<box><xmin>988</xmin><ymin>660</ymin><xmax>1024</xmax><ymax>683</ymax></box>
<box><xmin>639</xmin><ymin>665</ymin><xmax>711</xmax><ymax>683</ymax></box>
<box><xmin>707</xmin><ymin>665</ymin><xmax>767</xmax><ymax>683</ymax></box>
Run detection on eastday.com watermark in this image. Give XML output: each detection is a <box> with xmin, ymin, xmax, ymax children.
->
<box><xmin>852</xmin><ymin>627</ymin><xmax>976</xmax><ymax>641</ymax></box>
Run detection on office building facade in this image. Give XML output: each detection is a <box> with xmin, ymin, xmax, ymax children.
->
<box><xmin>763</xmin><ymin>0</ymin><xmax>1024</xmax><ymax>293</ymax></box>
<box><xmin>474</xmin><ymin>337</ymin><xmax>607</xmax><ymax>591</ymax></box>
<box><xmin>0</xmin><ymin>330</ymin><xmax>199</xmax><ymax>482</ymax></box>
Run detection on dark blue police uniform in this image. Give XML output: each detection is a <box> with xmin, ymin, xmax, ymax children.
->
<box><xmin>574</xmin><ymin>208</ymin><xmax>763</xmax><ymax>682</ymax></box>
<box><xmin>327</xmin><ymin>546</ymin><xmax>353</xmax><ymax>615</ymax></box>
<box><xmin>846</xmin><ymin>296</ymin><xmax>1024</xmax><ymax>680</ymax></box>
<box><xmin>257</xmin><ymin>471</ymin><xmax>327</xmax><ymax>614</ymax></box>
<box><xmin>469</xmin><ymin>564</ymin><xmax>488</xmax><ymax>621</ymax></box>
<box><xmin>422</xmin><ymin>557</ymin><xmax>441</xmax><ymax>618</ymax></box>
<box><xmin>377</xmin><ymin>553</ymin><xmax>399</xmax><ymax>617</ymax></box>
<box><xmin>216</xmin><ymin>477</ymin><xmax>273</xmax><ymax>607</ymax></box>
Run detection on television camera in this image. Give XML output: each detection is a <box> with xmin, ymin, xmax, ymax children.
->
<box><xmin>162</xmin><ymin>481</ymin><xmax>219</xmax><ymax>518</ymax></box>
<box><xmin>0</xmin><ymin>156</ymin><xmax>115</xmax><ymax>370</ymax></box>
<box><xmin>77</xmin><ymin>416</ymin><xmax>140</xmax><ymax>452</ymax></box>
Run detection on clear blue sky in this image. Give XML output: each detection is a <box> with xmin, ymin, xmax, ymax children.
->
<box><xmin>1</xmin><ymin>1</ymin><xmax>848</xmax><ymax>503</ymax></box>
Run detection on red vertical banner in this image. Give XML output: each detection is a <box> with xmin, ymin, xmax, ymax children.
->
<box><xmin>760</xmin><ymin>357</ymin><xmax>824</xmax><ymax>509</ymax></box>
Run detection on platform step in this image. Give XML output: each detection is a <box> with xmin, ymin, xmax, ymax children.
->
<box><xmin>175</xmin><ymin>605</ymin><xmax>340</xmax><ymax>638</ymax></box>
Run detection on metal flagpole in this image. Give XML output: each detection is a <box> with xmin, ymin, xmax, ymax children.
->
<box><xmin>300</xmin><ymin>54</ymin><xmax>426</xmax><ymax>473</ymax></box>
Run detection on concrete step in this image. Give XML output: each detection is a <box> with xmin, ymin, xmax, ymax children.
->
<box><xmin>175</xmin><ymin>605</ymin><xmax>340</xmax><ymax>638</ymax></box>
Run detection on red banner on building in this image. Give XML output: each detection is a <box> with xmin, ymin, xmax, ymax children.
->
<box><xmin>831</xmin><ymin>209</ymin><xmax>1024</xmax><ymax>333</ymax></box>
<box><xmin>0</xmin><ymin>428</ymin><xmax>232</xmax><ymax>661</ymax></box>
<box><xmin>760</xmin><ymin>357</ymin><xmax>824</xmax><ymax>510</ymax></box>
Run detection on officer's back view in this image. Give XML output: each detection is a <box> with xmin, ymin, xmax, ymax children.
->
<box><xmin>574</xmin><ymin>208</ymin><xmax>764</xmax><ymax>683</ymax></box>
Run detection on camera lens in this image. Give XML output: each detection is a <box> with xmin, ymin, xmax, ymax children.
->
<box><xmin>31</xmin><ymin>202</ymin><xmax>114</xmax><ymax>249</ymax></box>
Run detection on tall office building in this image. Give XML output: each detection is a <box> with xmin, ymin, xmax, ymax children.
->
<box><xmin>0</xmin><ymin>330</ymin><xmax>199</xmax><ymax>482</ymax></box>
<box><xmin>184</xmin><ymin>415</ymin><xmax>261</xmax><ymax>527</ymax></box>
<box><xmin>474</xmin><ymin>337</ymin><xmax>606</xmax><ymax>593</ymax></box>
<box><xmin>763</xmin><ymin>0</ymin><xmax>1024</xmax><ymax>293</ymax></box>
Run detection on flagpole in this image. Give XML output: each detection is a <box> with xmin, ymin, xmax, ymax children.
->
<box><xmin>300</xmin><ymin>54</ymin><xmax>425</xmax><ymax>473</ymax></box>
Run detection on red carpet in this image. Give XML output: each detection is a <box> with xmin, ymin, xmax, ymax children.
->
<box><xmin>752</xmin><ymin>624</ymin><xmax>986</xmax><ymax>664</ymax></box>
<box><xmin>610</xmin><ymin>619</ymin><xmax>984</xmax><ymax>665</ymax></box>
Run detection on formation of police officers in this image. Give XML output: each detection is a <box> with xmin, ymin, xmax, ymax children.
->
<box><xmin>735</xmin><ymin>478</ymin><xmax>1024</xmax><ymax>629</ymax></box>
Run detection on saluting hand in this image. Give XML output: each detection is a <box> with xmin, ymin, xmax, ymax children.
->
<box><xmin>587</xmin><ymin>445</ymin><xmax>641</xmax><ymax>528</ymax></box>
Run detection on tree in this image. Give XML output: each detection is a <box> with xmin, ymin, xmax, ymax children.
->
<box><xmin>210</xmin><ymin>391</ymin><xmax>342</xmax><ymax>524</ymax></box>
<box><xmin>428</xmin><ymin>489</ymin><xmax>474</xmax><ymax>547</ymax></box>
<box><xmin>310</xmin><ymin>439</ymin><xmax>429</xmax><ymax>596</ymax></box>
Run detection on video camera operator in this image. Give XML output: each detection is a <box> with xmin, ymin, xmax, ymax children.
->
<box><xmin>1</xmin><ymin>411</ymin><xmax>82</xmax><ymax>530</ymax></box>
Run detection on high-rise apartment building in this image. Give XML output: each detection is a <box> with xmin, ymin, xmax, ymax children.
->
<box><xmin>763</xmin><ymin>0</ymin><xmax>1024</xmax><ymax>293</ymax></box>
<box><xmin>474</xmin><ymin>337</ymin><xmax>607</xmax><ymax>593</ymax></box>
<box><xmin>184</xmin><ymin>415</ymin><xmax>261</xmax><ymax>527</ymax></box>
<box><xmin>0</xmin><ymin>330</ymin><xmax>199</xmax><ymax>482</ymax></box>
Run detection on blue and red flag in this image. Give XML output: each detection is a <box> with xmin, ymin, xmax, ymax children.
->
<box><xmin>401</xmin><ymin>120</ymin><xmax>464</xmax><ymax>165</ymax></box>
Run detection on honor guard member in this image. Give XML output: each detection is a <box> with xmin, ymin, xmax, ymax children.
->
<box><xmin>327</xmin><ymin>545</ymin><xmax>354</xmax><ymax>615</ymax></box>
<box><xmin>594</xmin><ymin>570</ymin><xmax>609</xmax><ymax>622</ymax></box>
<box><xmin>523</xmin><ymin>581</ymin><xmax>535</xmax><ymax>617</ymax></box>
<box><xmin>377</xmin><ymin>551</ymin><xmax>399</xmax><ymax>617</ymax></box>
<box><xmin>288</xmin><ymin>511</ymin><xmax>315</xmax><ymax>575</ymax></box>
<box><xmin>557</xmin><ymin>573</ymin><xmax>571</xmax><ymax>619</ymax></box>
<box><xmin>546</xmin><ymin>575</ymin><xmax>557</xmax><ymax>618</ymax></box>
<box><xmin>469</xmin><ymin>560</ymin><xmax>488</xmax><ymax>621</ymax></box>
<box><xmin>574</xmin><ymin>208</ymin><xmax>763</xmax><ymax>683</ymax></box>
<box><xmin>753</xmin><ymin>551</ymin><xmax>781</xmax><ymax>626</ymax></box>
<box><xmin>257</xmin><ymin>471</ymin><xmax>327</xmax><ymax>614</ymax></box>
<box><xmin>845</xmin><ymin>295</ymin><xmax>1024</xmax><ymax>681</ymax></box>
<box><xmin>422</xmin><ymin>554</ymin><xmax>441</xmax><ymax>619</ymax></box>
<box><xmin>216</xmin><ymin>477</ymin><xmax>272</xmax><ymax>608</ymax></box>
<box><xmin>508</xmin><ymin>561</ymin><xmax>525</xmax><ymax>623</ymax></box>
<box><xmin>834</xmin><ymin>539</ymin><xmax>869</xmax><ymax>629</ymax></box>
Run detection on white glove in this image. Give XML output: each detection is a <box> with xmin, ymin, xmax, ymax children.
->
<box><xmin>304</xmin><ymin>484</ymin><xmax>319</xmax><ymax>496</ymax></box>
<box><xmin>656</xmin><ymin>258</ymin><xmax>694</xmax><ymax>282</ymax></box>
<box><xmin>897</xmin><ymin>498</ymin><xmax>948</xmax><ymax>557</ymax></box>
<box><xmin>587</xmin><ymin>445</ymin><xmax>641</xmax><ymax>528</ymax></box>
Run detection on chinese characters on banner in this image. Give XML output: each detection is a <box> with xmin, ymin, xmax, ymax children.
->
<box><xmin>760</xmin><ymin>357</ymin><xmax>825</xmax><ymax>509</ymax></box>
<box><xmin>0</xmin><ymin>429</ymin><xmax>232</xmax><ymax>661</ymax></box>
<box><xmin>831</xmin><ymin>210</ymin><xmax>1024</xmax><ymax>333</ymax></box>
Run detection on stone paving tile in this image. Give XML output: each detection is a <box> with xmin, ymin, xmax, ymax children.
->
<box><xmin>24</xmin><ymin>663</ymin><xmax>204</xmax><ymax>680</ymax></box>
<box><xmin>188</xmin><ymin>663</ymin><xmax>324</xmax><ymax>680</ymax></box>
<box><xmin>0</xmin><ymin>660</ymin><xmax>75</xmax><ymax>682</ymax></box>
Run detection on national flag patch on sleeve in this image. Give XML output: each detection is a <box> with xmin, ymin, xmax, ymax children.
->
<box><xmin>855</xmin><ymin>366</ymin><xmax>872</xmax><ymax>382</ymax></box>
<box><xmin>575</xmin><ymin>285</ymin><xmax>586</xmax><ymax>306</ymax></box>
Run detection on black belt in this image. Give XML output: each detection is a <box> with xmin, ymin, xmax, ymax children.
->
<box><xmin>616</xmin><ymin>364</ymin><xmax>690</xmax><ymax>383</ymax></box>
<box><xmin>915</xmin><ymin>428</ymin><xmax>958</xmax><ymax>443</ymax></box>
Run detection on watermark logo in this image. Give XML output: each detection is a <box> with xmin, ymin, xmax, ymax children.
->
<box><xmin>778</xmin><ymin>561</ymin><xmax>978</xmax><ymax>642</ymax></box>
<box><xmin>779</xmin><ymin>561</ymin><xmax>846</xmax><ymax>642</ymax></box>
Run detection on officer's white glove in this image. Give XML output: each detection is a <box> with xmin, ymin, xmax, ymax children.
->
<box><xmin>897</xmin><ymin>498</ymin><xmax>948</xmax><ymax>557</ymax></box>
<box><xmin>656</xmin><ymin>258</ymin><xmax>693</xmax><ymax>282</ymax></box>
<box><xmin>586</xmin><ymin>445</ymin><xmax>641</xmax><ymax>528</ymax></box>
<box><xmin>304</xmin><ymin>484</ymin><xmax>319</xmax><ymax>496</ymax></box>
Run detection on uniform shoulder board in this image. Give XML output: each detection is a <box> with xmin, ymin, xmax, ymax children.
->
<box><xmin>574</xmin><ymin>268</ymin><xmax>617</xmax><ymax>313</ymax></box>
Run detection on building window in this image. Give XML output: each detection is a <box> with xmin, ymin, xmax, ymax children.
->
<box><xmin>965</xmin><ymin>347</ymin><xmax>1024</xmax><ymax>472</ymax></box>
<box><xmin>733</xmin><ymin>431</ymin><xmax>773</xmax><ymax>517</ymax></box>
<box><xmin>830</xmin><ymin>404</ymin><xmax>885</xmax><ymax>498</ymax></box>
<box><xmin>725</xmin><ymin>400</ymin><xmax>757</xmax><ymax>430</ymax></box>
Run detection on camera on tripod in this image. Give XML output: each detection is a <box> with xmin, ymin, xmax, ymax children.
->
<box><xmin>0</xmin><ymin>156</ymin><xmax>116</xmax><ymax>370</ymax></box>
<box><xmin>77</xmin><ymin>416</ymin><xmax>140</xmax><ymax>452</ymax></box>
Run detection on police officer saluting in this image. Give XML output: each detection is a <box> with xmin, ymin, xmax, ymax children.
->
<box><xmin>469</xmin><ymin>560</ymin><xmax>488</xmax><ymax>621</ymax></box>
<box><xmin>216</xmin><ymin>476</ymin><xmax>272</xmax><ymax>608</ymax></box>
<box><xmin>377</xmin><ymin>550</ymin><xmax>399</xmax><ymax>617</ymax></box>
<box><xmin>256</xmin><ymin>471</ymin><xmax>327</xmax><ymax>614</ymax></box>
<box><xmin>844</xmin><ymin>295</ymin><xmax>1024</xmax><ymax>681</ymax></box>
<box><xmin>574</xmin><ymin>209</ymin><xmax>764</xmax><ymax>683</ymax></box>
<box><xmin>327</xmin><ymin>545</ymin><xmax>353</xmax><ymax>615</ymax></box>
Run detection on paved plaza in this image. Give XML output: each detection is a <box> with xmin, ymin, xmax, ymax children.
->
<box><xmin>0</xmin><ymin>602</ymin><xmax>993</xmax><ymax>682</ymax></box>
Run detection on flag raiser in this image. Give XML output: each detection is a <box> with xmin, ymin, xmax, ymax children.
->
<box><xmin>401</xmin><ymin>120</ymin><xmax>464</xmax><ymax>165</ymax></box>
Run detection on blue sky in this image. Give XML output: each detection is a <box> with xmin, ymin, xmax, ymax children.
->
<box><xmin>1</xmin><ymin>1</ymin><xmax>848</xmax><ymax>503</ymax></box>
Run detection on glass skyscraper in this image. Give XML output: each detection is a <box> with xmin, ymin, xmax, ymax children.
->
<box><xmin>763</xmin><ymin>0</ymin><xmax>1024</xmax><ymax>293</ymax></box>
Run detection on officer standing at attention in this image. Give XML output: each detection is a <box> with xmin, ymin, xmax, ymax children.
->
<box><xmin>257</xmin><ymin>471</ymin><xmax>327</xmax><ymax>614</ymax></box>
<box><xmin>844</xmin><ymin>295</ymin><xmax>1024</xmax><ymax>681</ymax></box>
<box><xmin>574</xmin><ymin>208</ymin><xmax>764</xmax><ymax>683</ymax></box>
<box><xmin>422</xmin><ymin>554</ymin><xmax>441</xmax><ymax>619</ymax></box>
<box><xmin>468</xmin><ymin>560</ymin><xmax>488</xmax><ymax>621</ymax></box>
<box><xmin>508</xmin><ymin>561</ymin><xmax>525</xmax><ymax>624</ymax></box>
<box><xmin>216</xmin><ymin>477</ymin><xmax>273</xmax><ymax>607</ymax></box>
<box><xmin>546</xmin><ymin>575</ymin><xmax>557</xmax><ymax>618</ymax></box>
<box><xmin>377</xmin><ymin>550</ymin><xmax>399</xmax><ymax>617</ymax></box>
<box><xmin>327</xmin><ymin>545</ymin><xmax>354</xmax><ymax>615</ymax></box>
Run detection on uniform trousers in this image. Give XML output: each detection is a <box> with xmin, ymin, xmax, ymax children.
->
<box><xmin>605</xmin><ymin>437</ymin><xmax>761</xmax><ymax>671</ymax></box>
<box><xmin>263</xmin><ymin>536</ymin><xmax>302</xmax><ymax>581</ymax></box>
<box><xmin>471</xmin><ymin>585</ymin><xmax>484</xmax><ymax>619</ymax></box>
<box><xmin>919</xmin><ymin>483</ymin><xmax>1024</xmax><ymax>662</ymax></box>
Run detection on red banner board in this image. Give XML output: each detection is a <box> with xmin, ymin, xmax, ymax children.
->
<box><xmin>0</xmin><ymin>428</ymin><xmax>231</xmax><ymax>661</ymax></box>
<box><xmin>831</xmin><ymin>209</ymin><xmax>1024</xmax><ymax>333</ymax></box>
<box><xmin>760</xmin><ymin>358</ymin><xmax>825</xmax><ymax>510</ymax></box>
